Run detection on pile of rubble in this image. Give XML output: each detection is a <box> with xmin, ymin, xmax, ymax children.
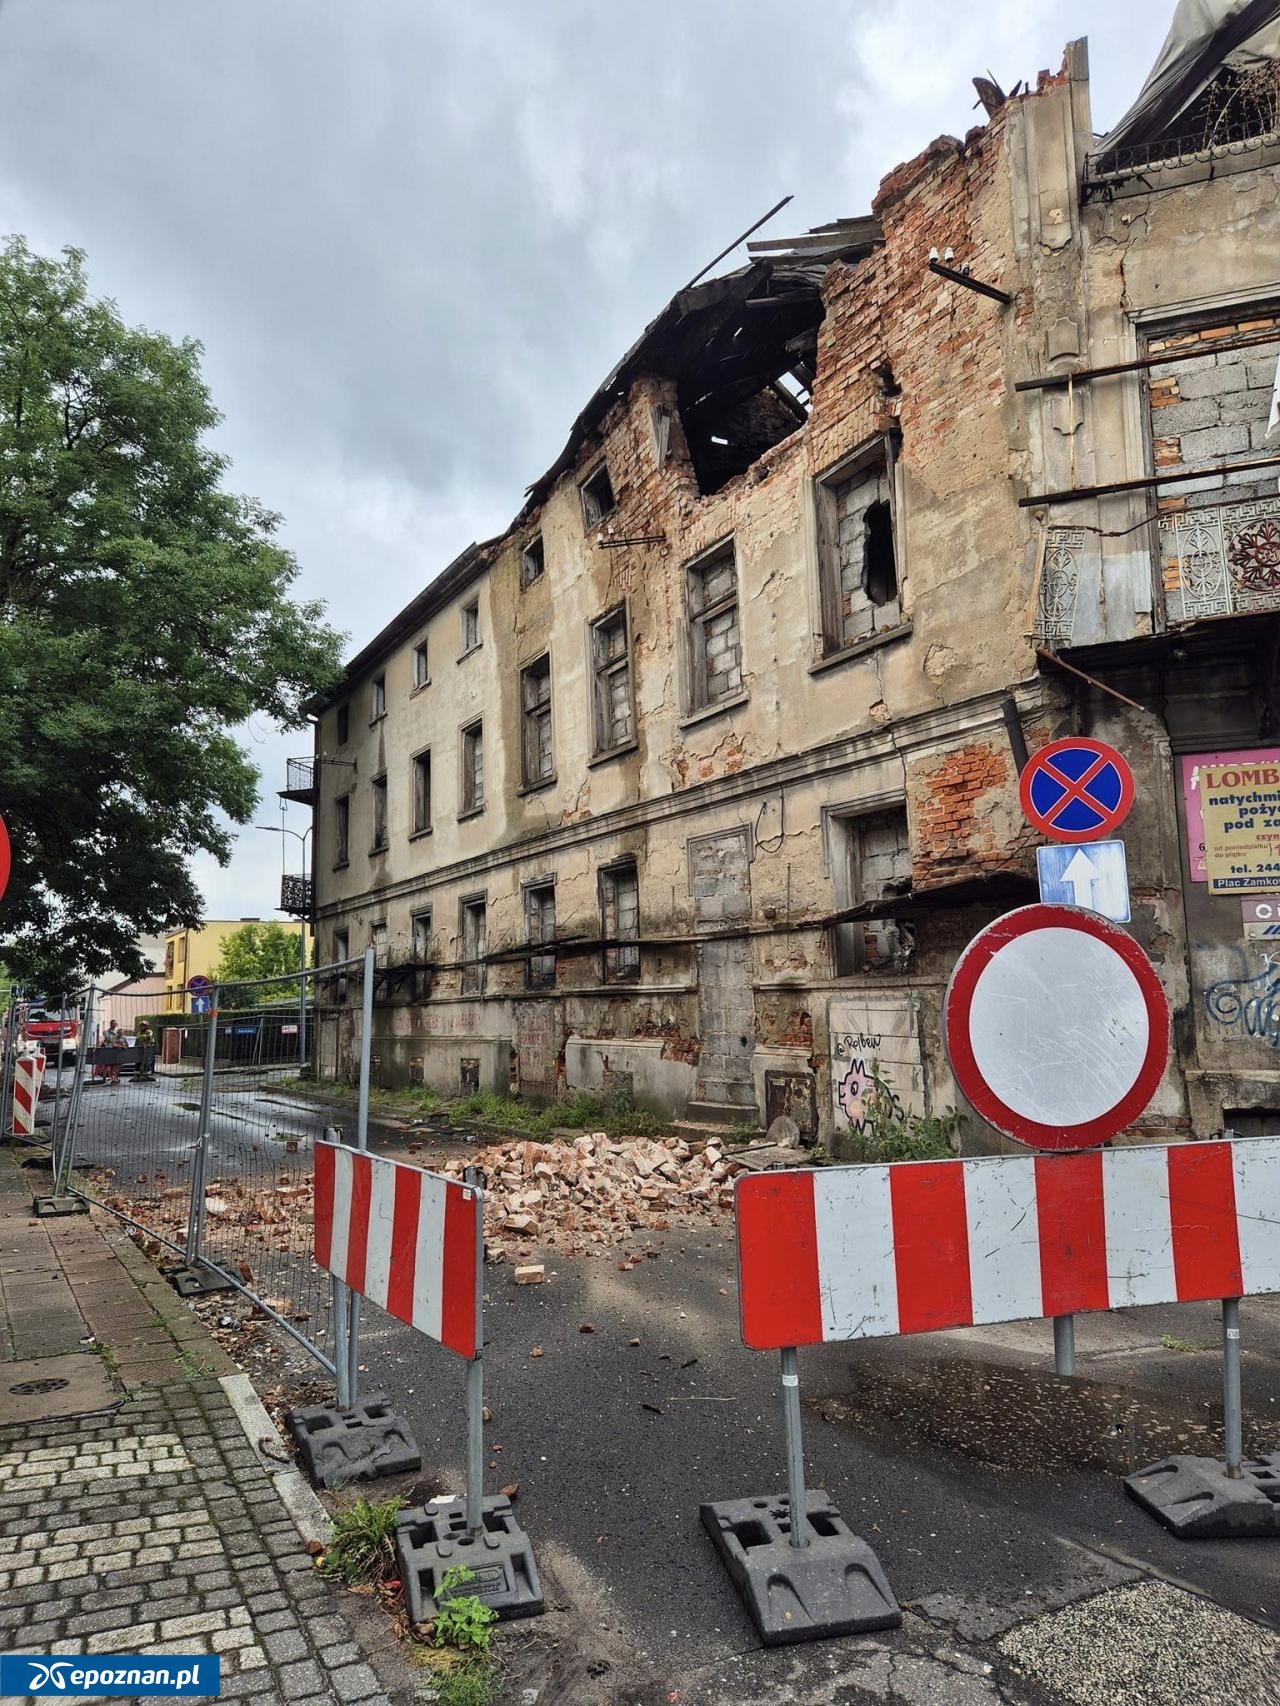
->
<box><xmin>432</xmin><ymin>1131</ymin><xmax>744</xmax><ymax>1260</ymax></box>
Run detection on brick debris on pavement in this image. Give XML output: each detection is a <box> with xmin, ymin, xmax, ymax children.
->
<box><xmin>0</xmin><ymin>1149</ymin><xmax>417</xmax><ymax>1704</ymax></box>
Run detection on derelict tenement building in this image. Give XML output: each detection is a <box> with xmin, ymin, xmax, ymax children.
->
<box><xmin>303</xmin><ymin>7</ymin><xmax>1280</xmax><ymax>1151</ymax></box>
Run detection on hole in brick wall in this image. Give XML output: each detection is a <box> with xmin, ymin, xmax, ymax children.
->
<box><xmin>863</xmin><ymin>500</ymin><xmax>897</xmax><ymax>606</ymax></box>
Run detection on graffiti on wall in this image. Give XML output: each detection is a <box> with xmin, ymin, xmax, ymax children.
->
<box><xmin>1205</xmin><ymin>958</ymin><xmax>1280</xmax><ymax>1049</ymax></box>
<box><xmin>829</xmin><ymin>997</ymin><xmax>923</xmax><ymax>1136</ymax></box>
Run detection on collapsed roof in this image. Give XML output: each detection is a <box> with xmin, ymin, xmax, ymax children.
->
<box><xmin>1099</xmin><ymin>0</ymin><xmax>1280</xmax><ymax>165</ymax></box>
<box><xmin>519</xmin><ymin>217</ymin><xmax>882</xmax><ymax>515</ymax></box>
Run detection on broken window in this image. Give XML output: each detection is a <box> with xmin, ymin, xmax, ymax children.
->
<box><xmin>600</xmin><ymin>861</ymin><xmax>640</xmax><ymax>983</ymax></box>
<box><xmin>371</xmin><ymin>921</ymin><xmax>387</xmax><ymax>965</ymax></box>
<box><xmin>412</xmin><ymin>749</ymin><xmax>431</xmax><ymax>835</ymax></box>
<box><xmin>371</xmin><ymin>673</ymin><xmax>386</xmax><ymax>721</ymax></box>
<box><xmin>522</xmin><ymin>535</ymin><xmax>545</xmax><ymax>586</ymax></box>
<box><xmin>830</xmin><ymin>809</ymin><xmax>912</xmax><ymax>976</ymax></box>
<box><xmin>461</xmin><ymin>598</ymin><xmax>480</xmax><ymax>654</ymax></box>
<box><xmin>412</xmin><ymin>639</ymin><xmax>429</xmax><ymax>688</ymax></box>
<box><xmin>371</xmin><ymin>774</ymin><xmax>388</xmax><ymax>852</ymax></box>
<box><xmin>461</xmin><ymin>720</ymin><xmax>484</xmax><ymax>815</ymax></box>
<box><xmin>412</xmin><ymin>909</ymin><xmax>432</xmax><ymax>962</ymax></box>
<box><xmin>590</xmin><ymin>605</ymin><xmax>634</xmax><ymax>755</ymax></box>
<box><xmin>333</xmin><ymin>929</ymin><xmax>349</xmax><ymax>1002</ymax></box>
<box><xmin>580</xmin><ymin>464</ymin><xmax>616</xmax><ymax>530</ymax></box>
<box><xmin>525</xmin><ymin>882</ymin><xmax>556</xmax><ymax>990</ymax></box>
<box><xmin>334</xmin><ymin>794</ymin><xmax>350</xmax><ymax>866</ymax></box>
<box><xmin>521</xmin><ymin>654</ymin><xmax>554</xmax><ymax>786</ymax></box>
<box><xmin>461</xmin><ymin>896</ymin><xmax>487</xmax><ymax>995</ymax></box>
<box><xmin>687</xmin><ymin>544</ymin><xmax>743</xmax><ymax>711</ymax></box>
<box><xmin>336</xmin><ymin>702</ymin><xmax>349</xmax><ymax>745</ymax></box>
<box><xmin>817</xmin><ymin>444</ymin><xmax>901</xmax><ymax>654</ymax></box>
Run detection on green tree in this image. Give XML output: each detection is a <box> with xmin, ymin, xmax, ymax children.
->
<box><xmin>0</xmin><ymin>238</ymin><xmax>343</xmax><ymax>987</ymax></box>
<box><xmin>211</xmin><ymin>922</ymin><xmax>303</xmax><ymax>985</ymax></box>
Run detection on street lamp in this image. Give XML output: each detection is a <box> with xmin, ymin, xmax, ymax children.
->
<box><xmin>254</xmin><ymin>822</ymin><xmax>313</xmax><ymax>1074</ymax></box>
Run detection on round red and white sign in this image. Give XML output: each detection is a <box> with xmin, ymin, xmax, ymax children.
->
<box><xmin>944</xmin><ymin>904</ymin><xmax>1168</xmax><ymax>1151</ymax></box>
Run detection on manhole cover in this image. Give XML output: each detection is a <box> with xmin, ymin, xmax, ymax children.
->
<box><xmin>9</xmin><ymin>1377</ymin><xmax>71</xmax><ymax>1396</ymax></box>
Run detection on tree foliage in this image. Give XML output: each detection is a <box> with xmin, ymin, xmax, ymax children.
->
<box><xmin>0</xmin><ymin>239</ymin><xmax>343</xmax><ymax>986</ymax></box>
<box><xmin>211</xmin><ymin>921</ymin><xmax>303</xmax><ymax>986</ymax></box>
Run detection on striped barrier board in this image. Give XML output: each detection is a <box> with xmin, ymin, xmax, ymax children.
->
<box><xmin>314</xmin><ymin>1140</ymin><xmax>479</xmax><ymax>1358</ymax></box>
<box><xmin>11</xmin><ymin>1054</ymin><xmax>45</xmax><ymax>1138</ymax></box>
<box><xmin>736</xmin><ymin>1138</ymin><xmax>1280</xmax><ymax>1351</ymax></box>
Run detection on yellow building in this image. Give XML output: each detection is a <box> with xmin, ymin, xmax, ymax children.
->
<box><xmin>162</xmin><ymin>920</ymin><xmax>304</xmax><ymax>1012</ymax></box>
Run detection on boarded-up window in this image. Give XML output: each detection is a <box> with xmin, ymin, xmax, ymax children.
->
<box><xmin>521</xmin><ymin>655</ymin><xmax>554</xmax><ymax>786</ymax></box>
<box><xmin>818</xmin><ymin>445</ymin><xmax>900</xmax><ymax>654</ymax></box>
<box><xmin>591</xmin><ymin>605</ymin><xmax>634</xmax><ymax>754</ymax></box>
<box><xmin>830</xmin><ymin>808</ymin><xmax>911</xmax><ymax>976</ymax></box>
<box><xmin>600</xmin><ymin>862</ymin><xmax>640</xmax><ymax>983</ymax></box>
<box><xmin>525</xmin><ymin>883</ymin><xmax>556</xmax><ymax>989</ymax></box>
<box><xmin>412</xmin><ymin>750</ymin><xmax>431</xmax><ymax>834</ymax></box>
<box><xmin>461</xmin><ymin>897</ymin><xmax>486</xmax><ymax>995</ymax></box>
<box><xmin>461</xmin><ymin>720</ymin><xmax>484</xmax><ymax>814</ymax></box>
<box><xmin>371</xmin><ymin>775</ymin><xmax>388</xmax><ymax>851</ymax></box>
<box><xmin>687</xmin><ymin>545</ymin><xmax>742</xmax><ymax>710</ymax></box>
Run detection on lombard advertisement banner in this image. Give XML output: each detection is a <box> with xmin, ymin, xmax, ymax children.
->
<box><xmin>1181</xmin><ymin>748</ymin><xmax>1280</xmax><ymax>891</ymax></box>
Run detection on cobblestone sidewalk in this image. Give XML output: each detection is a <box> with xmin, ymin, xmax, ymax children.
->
<box><xmin>0</xmin><ymin>1151</ymin><xmax>418</xmax><ymax>1704</ymax></box>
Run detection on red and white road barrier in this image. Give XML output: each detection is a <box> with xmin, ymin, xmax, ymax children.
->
<box><xmin>11</xmin><ymin>1054</ymin><xmax>45</xmax><ymax>1137</ymax></box>
<box><xmin>736</xmin><ymin>1138</ymin><xmax>1280</xmax><ymax>1351</ymax></box>
<box><xmin>314</xmin><ymin>1140</ymin><xmax>479</xmax><ymax>1358</ymax></box>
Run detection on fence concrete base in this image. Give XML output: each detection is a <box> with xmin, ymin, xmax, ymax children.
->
<box><xmin>286</xmin><ymin>1394</ymin><xmax>421</xmax><ymax>1489</ymax></box>
<box><xmin>30</xmin><ymin>1193</ymin><xmax>89</xmax><ymax>1218</ymax></box>
<box><xmin>168</xmin><ymin>1261</ymin><xmax>237</xmax><ymax>1298</ymax></box>
<box><xmin>700</xmin><ymin>1490</ymin><xmax>901</xmax><ymax>1646</ymax></box>
<box><xmin>1125</xmin><ymin>1454</ymin><xmax>1280</xmax><ymax>1538</ymax></box>
<box><xmin>395</xmin><ymin>1494</ymin><xmax>544</xmax><ymax>1625</ymax></box>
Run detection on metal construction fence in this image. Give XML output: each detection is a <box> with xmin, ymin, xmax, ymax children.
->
<box><xmin>48</xmin><ymin>951</ymin><xmax>375</xmax><ymax>1378</ymax></box>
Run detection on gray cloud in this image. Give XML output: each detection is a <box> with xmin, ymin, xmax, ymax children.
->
<box><xmin>0</xmin><ymin>0</ymin><xmax>1174</xmax><ymax>922</ymax></box>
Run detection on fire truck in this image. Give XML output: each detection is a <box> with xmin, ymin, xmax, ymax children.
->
<box><xmin>23</xmin><ymin>1001</ymin><xmax>82</xmax><ymax>1064</ymax></box>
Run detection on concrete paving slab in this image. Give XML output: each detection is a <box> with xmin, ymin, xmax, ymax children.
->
<box><xmin>0</xmin><ymin>1352</ymin><xmax>119</xmax><ymax>1426</ymax></box>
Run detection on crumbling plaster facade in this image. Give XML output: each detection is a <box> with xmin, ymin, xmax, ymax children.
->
<box><xmin>312</xmin><ymin>34</ymin><xmax>1280</xmax><ymax>1150</ymax></box>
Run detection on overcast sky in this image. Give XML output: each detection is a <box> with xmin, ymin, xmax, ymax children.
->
<box><xmin>0</xmin><ymin>0</ymin><xmax>1176</xmax><ymax>934</ymax></box>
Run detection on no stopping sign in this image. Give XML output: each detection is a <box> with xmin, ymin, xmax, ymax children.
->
<box><xmin>944</xmin><ymin>904</ymin><xmax>1169</xmax><ymax>1150</ymax></box>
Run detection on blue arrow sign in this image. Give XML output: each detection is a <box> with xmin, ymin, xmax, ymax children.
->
<box><xmin>1036</xmin><ymin>839</ymin><xmax>1130</xmax><ymax>923</ymax></box>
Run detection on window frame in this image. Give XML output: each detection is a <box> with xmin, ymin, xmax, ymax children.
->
<box><xmin>411</xmin><ymin>747</ymin><xmax>432</xmax><ymax>837</ymax></box>
<box><xmin>460</xmin><ymin>597</ymin><xmax>481</xmax><ymax>657</ymax></box>
<box><xmin>589</xmin><ymin>602</ymin><xmax>636</xmax><ymax>760</ymax></box>
<box><xmin>336</xmin><ymin>702</ymin><xmax>350</xmax><ymax>745</ymax></box>
<box><xmin>580</xmin><ymin>463</ymin><xmax>617</xmax><ymax>530</ymax></box>
<box><xmin>599</xmin><ymin>859</ymin><xmax>641</xmax><ymax>985</ymax></box>
<box><xmin>411</xmin><ymin>909</ymin><xmax>433</xmax><ymax>964</ymax></box>
<box><xmin>684</xmin><ymin>539</ymin><xmax>744</xmax><ymax>715</ymax></box>
<box><xmin>370</xmin><ymin>773</ymin><xmax>389</xmax><ymax>854</ymax></box>
<box><xmin>459</xmin><ymin>718</ymin><xmax>485</xmax><ymax>818</ymax></box>
<box><xmin>814</xmin><ymin>434</ymin><xmax>903</xmax><ymax>660</ymax></box>
<box><xmin>825</xmin><ymin>802</ymin><xmax>912</xmax><ymax>977</ymax></box>
<box><xmin>460</xmin><ymin>894</ymin><xmax>487</xmax><ymax>996</ymax></box>
<box><xmin>333</xmin><ymin>793</ymin><xmax>351</xmax><ymax>868</ymax></box>
<box><xmin>520</xmin><ymin>652</ymin><xmax>555</xmax><ymax>790</ymax></box>
<box><xmin>521</xmin><ymin>534</ymin><xmax>546</xmax><ymax>587</ymax></box>
<box><xmin>370</xmin><ymin>673</ymin><xmax>387</xmax><ymax>722</ymax></box>
<box><xmin>524</xmin><ymin>879</ymin><xmax>557</xmax><ymax>990</ymax></box>
<box><xmin>411</xmin><ymin>637</ymin><xmax>430</xmax><ymax>690</ymax></box>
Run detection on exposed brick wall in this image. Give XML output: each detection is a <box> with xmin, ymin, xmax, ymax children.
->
<box><xmin>910</xmin><ymin>738</ymin><xmax>1036</xmax><ymax>888</ymax></box>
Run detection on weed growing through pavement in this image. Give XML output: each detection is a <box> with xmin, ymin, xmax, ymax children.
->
<box><xmin>432</xmin><ymin>1566</ymin><xmax>498</xmax><ymax>1652</ymax></box>
<box><xmin>1161</xmin><ymin>1333</ymin><xmax>1213</xmax><ymax>1354</ymax></box>
<box><xmin>86</xmin><ymin>1338</ymin><xmax>119</xmax><ymax>1373</ymax></box>
<box><xmin>319</xmin><ymin>1494</ymin><xmax>404</xmax><ymax>1587</ymax></box>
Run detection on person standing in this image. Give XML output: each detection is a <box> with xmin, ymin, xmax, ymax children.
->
<box><xmin>100</xmin><ymin>1020</ymin><xmax>126</xmax><ymax>1085</ymax></box>
<box><xmin>135</xmin><ymin>1017</ymin><xmax>156</xmax><ymax>1080</ymax></box>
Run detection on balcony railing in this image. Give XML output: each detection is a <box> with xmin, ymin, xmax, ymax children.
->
<box><xmin>280</xmin><ymin>874</ymin><xmax>313</xmax><ymax>919</ymax></box>
<box><xmin>278</xmin><ymin>756</ymin><xmax>316</xmax><ymax>805</ymax></box>
<box><xmin>1162</xmin><ymin>497</ymin><xmax>1280</xmax><ymax>625</ymax></box>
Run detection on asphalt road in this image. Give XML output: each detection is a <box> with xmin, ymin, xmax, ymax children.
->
<box><xmin>47</xmin><ymin>1079</ymin><xmax>1280</xmax><ymax>1703</ymax></box>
